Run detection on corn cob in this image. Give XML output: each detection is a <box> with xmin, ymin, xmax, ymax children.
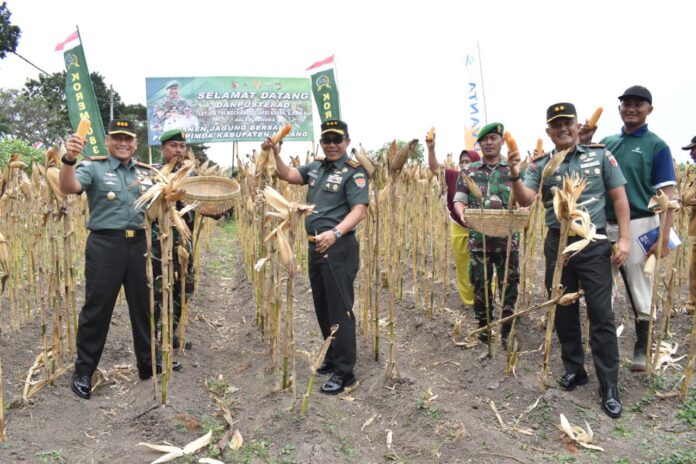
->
<box><xmin>390</xmin><ymin>139</ymin><xmax>417</xmax><ymax>173</ymax></box>
<box><xmin>586</xmin><ymin>107</ymin><xmax>603</xmax><ymax>129</ymax></box>
<box><xmin>271</xmin><ymin>124</ymin><xmax>292</xmax><ymax>144</ymax></box>
<box><xmin>504</xmin><ymin>132</ymin><xmax>518</xmax><ymax>153</ymax></box>
<box><xmin>76</xmin><ymin>119</ymin><xmax>91</xmax><ymax>140</ymax></box>
<box><xmin>535</xmin><ymin>138</ymin><xmax>544</xmax><ymax>158</ymax></box>
<box><xmin>425</xmin><ymin>127</ymin><xmax>435</xmax><ymax>142</ymax></box>
<box><xmin>355</xmin><ymin>145</ymin><xmax>375</xmax><ymax>178</ymax></box>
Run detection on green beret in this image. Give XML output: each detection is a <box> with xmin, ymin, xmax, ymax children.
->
<box><xmin>476</xmin><ymin>122</ymin><xmax>504</xmax><ymax>142</ymax></box>
<box><xmin>165</xmin><ymin>80</ymin><xmax>180</xmax><ymax>90</ymax></box>
<box><xmin>160</xmin><ymin>129</ymin><xmax>186</xmax><ymax>144</ymax></box>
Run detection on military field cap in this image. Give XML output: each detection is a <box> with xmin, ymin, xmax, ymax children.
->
<box><xmin>476</xmin><ymin>122</ymin><xmax>504</xmax><ymax>142</ymax></box>
<box><xmin>321</xmin><ymin>119</ymin><xmax>349</xmax><ymax>137</ymax></box>
<box><xmin>165</xmin><ymin>80</ymin><xmax>180</xmax><ymax>89</ymax></box>
<box><xmin>460</xmin><ymin>149</ymin><xmax>481</xmax><ymax>162</ymax></box>
<box><xmin>682</xmin><ymin>136</ymin><xmax>696</xmax><ymax>151</ymax></box>
<box><xmin>546</xmin><ymin>103</ymin><xmax>577</xmax><ymax>123</ymax></box>
<box><xmin>108</xmin><ymin>119</ymin><xmax>136</xmax><ymax>137</ymax></box>
<box><xmin>619</xmin><ymin>85</ymin><xmax>652</xmax><ymax>104</ymax></box>
<box><xmin>160</xmin><ymin>129</ymin><xmax>186</xmax><ymax>144</ymax></box>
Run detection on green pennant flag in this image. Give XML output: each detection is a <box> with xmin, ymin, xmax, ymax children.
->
<box><xmin>310</xmin><ymin>68</ymin><xmax>341</xmax><ymax>123</ymax></box>
<box><xmin>63</xmin><ymin>44</ymin><xmax>107</xmax><ymax>157</ymax></box>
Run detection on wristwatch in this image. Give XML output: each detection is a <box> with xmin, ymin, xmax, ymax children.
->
<box><xmin>331</xmin><ymin>227</ymin><xmax>343</xmax><ymax>239</ymax></box>
<box><xmin>509</xmin><ymin>174</ymin><xmax>521</xmax><ymax>182</ymax></box>
<box><xmin>61</xmin><ymin>154</ymin><xmax>77</xmax><ymax>166</ymax></box>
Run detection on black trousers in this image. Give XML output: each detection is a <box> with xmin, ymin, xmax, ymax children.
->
<box><xmin>544</xmin><ymin>230</ymin><xmax>619</xmax><ymax>386</ymax></box>
<box><xmin>308</xmin><ymin>234</ymin><xmax>359</xmax><ymax>376</ymax></box>
<box><xmin>75</xmin><ymin>232</ymin><xmax>152</xmax><ymax>377</ymax></box>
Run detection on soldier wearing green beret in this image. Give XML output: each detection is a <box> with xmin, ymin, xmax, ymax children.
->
<box><xmin>509</xmin><ymin>103</ymin><xmax>630</xmax><ymax>419</ymax></box>
<box><xmin>152</xmin><ymin>129</ymin><xmax>195</xmax><ymax>355</ymax></box>
<box><xmin>60</xmin><ymin>119</ymin><xmax>157</xmax><ymax>399</ymax></box>
<box><xmin>452</xmin><ymin>122</ymin><xmax>519</xmax><ymax>348</ymax></box>
<box><xmin>262</xmin><ymin>119</ymin><xmax>369</xmax><ymax>395</ymax></box>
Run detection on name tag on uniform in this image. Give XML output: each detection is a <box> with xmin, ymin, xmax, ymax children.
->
<box><xmin>327</xmin><ymin>174</ymin><xmax>343</xmax><ymax>184</ymax></box>
<box><xmin>104</xmin><ymin>171</ymin><xmax>117</xmax><ymax>177</ymax></box>
<box><xmin>580</xmin><ymin>160</ymin><xmax>600</xmax><ymax>169</ymax></box>
<box><xmin>308</xmin><ymin>170</ymin><xmax>319</xmax><ymax>179</ymax></box>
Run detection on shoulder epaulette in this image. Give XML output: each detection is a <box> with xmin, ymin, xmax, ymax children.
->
<box><xmin>587</xmin><ymin>143</ymin><xmax>605</xmax><ymax>149</ymax></box>
<box><xmin>346</xmin><ymin>159</ymin><xmax>360</xmax><ymax>169</ymax></box>
<box><xmin>89</xmin><ymin>156</ymin><xmax>107</xmax><ymax>161</ymax></box>
<box><xmin>136</xmin><ymin>161</ymin><xmax>153</xmax><ymax>169</ymax></box>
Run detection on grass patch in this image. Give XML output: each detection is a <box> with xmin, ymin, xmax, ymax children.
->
<box><xmin>676</xmin><ymin>387</ymin><xmax>696</xmax><ymax>426</ymax></box>
<box><xmin>36</xmin><ymin>450</ymin><xmax>66</xmax><ymax>464</ymax></box>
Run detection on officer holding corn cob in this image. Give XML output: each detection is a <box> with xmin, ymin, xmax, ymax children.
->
<box><xmin>509</xmin><ymin>103</ymin><xmax>630</xmax><ymax>418</ymax></box>
<box><xmin>263</xmin><ymin>119</ymin><xmax>369</xmax><ymax>395</ymax></box>
<box><xmin>60</xmin><ymin>119</ymin><xmax>156</xmax><ymax>399</ymax></box>
<box><xmin>452</xmin><ymin>122</ymin><xmax>520</xmax><ymax>348</ymax></box>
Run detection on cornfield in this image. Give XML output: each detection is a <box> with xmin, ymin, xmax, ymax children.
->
<box><xmin>1</xmin><ymin>139</ymin><xmax>695</xmax><ymax>442</ymax></box>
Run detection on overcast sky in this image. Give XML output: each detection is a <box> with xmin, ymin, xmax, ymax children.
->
<box><xmin>2</xmin><ymin>0</ymin><xmax>695</xmax><ymax>166</ymax></box>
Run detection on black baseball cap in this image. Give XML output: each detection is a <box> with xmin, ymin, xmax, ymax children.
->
<box><xmin>546</xmin><ymin>103</ymin><xmax>577</xmax><ymax>123</ymax></box>
<box><xmin>682</xmin><ymin>136</ymin><xmax>696</xmax><ymax>151</ymax></box>
<box><xmin>619</xmin><ymin>85</ymin><xmax>652</xmax><ymax>104</ymax></box>
<box><xmin>108</xmin><ymin>119</ymin><xmax>136</xmax><ymax>137</ymax></box>
<box><xmin>321</xmin><ymin>119</ymin><xmax>349</xmax><ymax>137</ymax></box>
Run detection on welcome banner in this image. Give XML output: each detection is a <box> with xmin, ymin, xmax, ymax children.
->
<box><xmin>145</xmin><ymin>76</ymin><xmax>313</xmax><ymax>145</ymax></box>
<box><xmin>63</xmin><ymin>43</ymin><xmax>107</xmax><ymax>157</ymax></box>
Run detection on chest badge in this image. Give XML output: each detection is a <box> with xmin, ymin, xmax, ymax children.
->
<box><xmin>107</xmin><ymin>191</ymin><xmax>116</xmax><ymax>201</ymax></box>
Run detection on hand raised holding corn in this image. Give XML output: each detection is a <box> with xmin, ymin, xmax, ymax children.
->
<box><xmin>65</xmin><ymin>134</ymin><xmax>85</xmax><ymax>161</ymax></box>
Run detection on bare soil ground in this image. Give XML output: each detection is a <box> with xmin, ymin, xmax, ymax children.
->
<box><xmin>1</xmin><ymin>221</ymin><xmax>695</xmax><ymax>464</ymax></box>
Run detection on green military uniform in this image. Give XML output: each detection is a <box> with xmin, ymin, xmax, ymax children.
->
<box><xmin>454</xmin><ymin>156</ymin><xmax>520</xmax><ymax>330</ymax></box>
<box><xmin>151</xmin><ymin>129</ymin><xmax>195</xmax><ymax>350</ymax></box>
<box><xmin>73</xmin><ymin>119</ymin><xmax>156</xmax><ymax>381</ymax></box>
<box><xmin>524</xmin><ymin>137</ymin><xmax>626</xmax><ymax>389</ymax></box>
<box><xmin>297</xmin><ymin>145</ymin><xmax>369</xmax><ymax>379</ymax></box>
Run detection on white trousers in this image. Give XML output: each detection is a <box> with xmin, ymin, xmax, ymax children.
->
<box><xmin>608</xmin><ymin>215</ymin><xmax>659</xmax><ymax>320</ymax></box>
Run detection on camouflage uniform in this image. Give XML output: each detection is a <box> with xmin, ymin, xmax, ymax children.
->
<box><xmin>151</xmin><ymin>162</ymin><xmax>195</xmax><ymax>346</ymax></box>
<box><xmin>454</xmin><ymin>159</ymin><xmax>519</xmax><ymax>325</ymax></box>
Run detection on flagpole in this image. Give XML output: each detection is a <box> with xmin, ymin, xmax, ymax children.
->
<box><xmin>476</xmin><ymin>41</ymin><xmax>488</xmax><ymax>125</ymax></box>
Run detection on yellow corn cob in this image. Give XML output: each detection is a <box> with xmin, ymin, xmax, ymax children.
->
<box><xmin>425</xmin><ymin>127</ymin><xmax>435</xmax><ymax>142</ymax></box>
<box><xmin>271</xmin><ymin>124</ymin><xmax>292</xmax><ymax>144</ymax></box>
<box><xmin>535</xmin><ymin>138</ymin><xmax>544</xmax><ymax>158</ymax></box>
<box><xmin>504</xmin><ymin>132</ymin><xmax>518</xmax><ymax>153</ymax></box>
<box><xmin>76</xmin><ymin>119</ymin><xmax>91</xmax><ymax>140</ymax></box>
<box><xmin>586</xmin><ymin>107</ymin><xmax>603</xmax><ymax>129</ymax></box>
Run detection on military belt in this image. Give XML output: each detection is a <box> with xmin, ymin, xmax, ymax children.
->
<box><xmin>91</xmin><ymin>229</ymin><xmax>145</xmax><ymax>239</ymax></box>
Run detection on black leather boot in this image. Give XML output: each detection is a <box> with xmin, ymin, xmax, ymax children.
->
<box><xmin>631</xmin><ymin>319</ymin><xmax>650</xmax><ymax>372</ymax></box>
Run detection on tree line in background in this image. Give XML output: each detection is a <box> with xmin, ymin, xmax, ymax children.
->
<box><xmin>0</xmin><ymin>2</ymin><xmax>210</xmax><ymax>166</ymax></box>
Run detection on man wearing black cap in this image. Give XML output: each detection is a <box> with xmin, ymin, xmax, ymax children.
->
<box><xmin>262</xmin><ymin>119</ymin><xmax>369</xmax><ymax>394</ymax></box>
<box><xmin>508</xmin><ymin>103</ymin><xmax>630</xmax><ymax>418</ymax></box>
<box><xmin>680</xmin><ymin>136</ymin><xmax>696</xmax><ymax>313</ymax></box>
<box><xmin>591</xmin><ymin>85</ymin><xmax>677</xmax><ymax>372</ymax></box>
<box><xmin>60</xmin><ymin>119</ymin><xmax>157</xmax><ymax>399</ymax></box>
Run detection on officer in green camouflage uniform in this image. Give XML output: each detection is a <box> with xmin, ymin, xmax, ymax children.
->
<box><xmin>453</xmin><ymin>122</ymin><xmax>519</xmax><ymax>347</ymax></box>
<box><xmin>152</xmin><ymin>129</ymin><xmax>195</xmax><ymax>353</ymax></box>
<box><xmin>61</xmin><ymin>119</ymin><xmax>157</xmax><ymax>399</ymax></box>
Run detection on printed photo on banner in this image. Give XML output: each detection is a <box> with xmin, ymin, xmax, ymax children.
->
<box><xmin>145</xmin><ymin>76</ymin><xmax>314</xmax><ymax>145</ymax></box>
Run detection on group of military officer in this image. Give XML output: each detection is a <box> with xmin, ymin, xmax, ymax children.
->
<box><xmin>59</xmin><ymin>84</ymin><xmax>680</xmax><ymax>418</ymax></box>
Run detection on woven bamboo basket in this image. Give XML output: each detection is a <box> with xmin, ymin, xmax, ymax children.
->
<box><xmin>178</xmin><ymin>176</ymin><xmax>240</xmax><ymax>216</ymax></box>
<box><xmin>463</xmin><ymin>209</ymin><xmax>530</xmax><ymax>237</ymax></box>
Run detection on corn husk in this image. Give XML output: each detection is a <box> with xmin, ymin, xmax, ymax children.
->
<box><xmin>542</xmin><ymin>148</ymin><xmax>570</xmax><ymax>180</ymax></box>
<box><xmin>462</xmin><ymin>175</ymin><xmax>483</xmax><ymax>202</ymax></box>
<box><xmin>558</xmin><ymin>414</ymin><xmax>604</xmax><ymax>451</ymax></box>
<box><xmin>355</xmin><ymin>144</ymin><xmax>375</xmax><ymax>178</ymax></box>
<box><xmin>45</xmin><ymin>167</ymin><xmax>65</xmax><ymax>203</ymax></box>
<box><xmin>390</xmin><ymin>139</ymin><xmax>418</xmax><ymax>173</ymax></box>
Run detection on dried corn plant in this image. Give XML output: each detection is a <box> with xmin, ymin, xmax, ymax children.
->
<box><xmin>136</xmin><ymin>159</ymin><xmax>196</xmax><ymax>404</ymax></box>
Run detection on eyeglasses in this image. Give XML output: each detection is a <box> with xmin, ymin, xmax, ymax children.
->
<box><xmin>320</xmin><ymin>134</ymin><xmax>344</xmax><ymax>145</ymax></box>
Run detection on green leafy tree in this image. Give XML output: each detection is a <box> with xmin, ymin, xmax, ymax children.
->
<box><xmin>369</xmin><ymin>139</ymin><xmax>424</xmax><ymax>165</ymax></box>
<box><xmin>0</xmin><ymin>138</ymin><xmax>44</xmax><ymax>167</ymax></box>
<box><xmin>0</xmin><ymin>88</ymin><xmax>62</xmax><ymax>145</ymax></box>
<box><xmin>0</xmin><ymin>2</ymin><xmax>21</xmax><ymax>59</ymax></box>
<box><xmin>22</xmin><ymin>71</ymin><xmax>123</xmax><ymax>140</ymax></box>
